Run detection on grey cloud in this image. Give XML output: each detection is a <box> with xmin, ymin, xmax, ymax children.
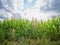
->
<box><xmin>40</xmin><ymin>0</ymin><xmax>60</xmax><ymax>12</ymax></box>
<box><xmin>0</xmin><ymin>0</ymin><xmax>20</xmax><ymax>20</ymax></box>
<box><xmin>0</xmin><ymin>0</ymin><xmax>4</xmax><ymax>9</ymax></box>
<box><xmin>0</xmin><ymin>0</ymin><xmax>13</xmax><ymax>12</ymax></box>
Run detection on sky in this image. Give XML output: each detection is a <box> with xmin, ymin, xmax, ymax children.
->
<box><xmin>0</xmin><ymin>0</ymin><xmax>60</xmax><ymax>21</ymax></box>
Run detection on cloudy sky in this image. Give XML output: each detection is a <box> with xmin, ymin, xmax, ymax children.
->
<box><xmin>0</xmin><ymin>0</ymin><xmax>60</xmax><ymax>21</ymax></box>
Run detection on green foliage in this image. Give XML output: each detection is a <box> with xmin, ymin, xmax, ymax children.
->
<box><xmin>0</xmin><ymin>17</ymin><xmax>60</xmax><ymax>42</ymax></box>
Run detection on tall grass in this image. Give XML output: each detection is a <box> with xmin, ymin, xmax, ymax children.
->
<box><xmin>0</xmin><ymin>17</ymin><xmax>60</xmax><ymax>45</ymax></box>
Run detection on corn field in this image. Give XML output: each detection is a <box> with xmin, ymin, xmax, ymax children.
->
<box><xmin>0</xmin><ymin>17</ymin><xmax>60</xmax><ymax>45</ymax></box>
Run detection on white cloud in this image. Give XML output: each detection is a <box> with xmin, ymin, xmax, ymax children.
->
<box><xmin>27</xmin><ymin>0</ymin><xmax>33</xmax><ymax>3</ymax></box>
<box><xmin>24</xmin><ymin>7</ymin><xmax>50</xmax><ymax>21</ymax></box>
<box><xmin>23</xmin><ymin>0</ymin><xmax>60</xmax><ymax>21</ymax></box>
<box><xmin>33</xmin><ymin>0</ymin><xmax>45</xmax><ymax>8</ymax></box>
<box><xmin>23</xmin><ymin>0</ymin><xmax>51</xmax><ymax>21</ymax></box>
<box><xmin>1</xmin><ymin>0</ymin><xmax>59</xmax><ymax>21</ymax></box>
<box><xmin>13</xmin><ymin>0</ymin><xmax>24</xmax><ymax>12</ymax></box>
